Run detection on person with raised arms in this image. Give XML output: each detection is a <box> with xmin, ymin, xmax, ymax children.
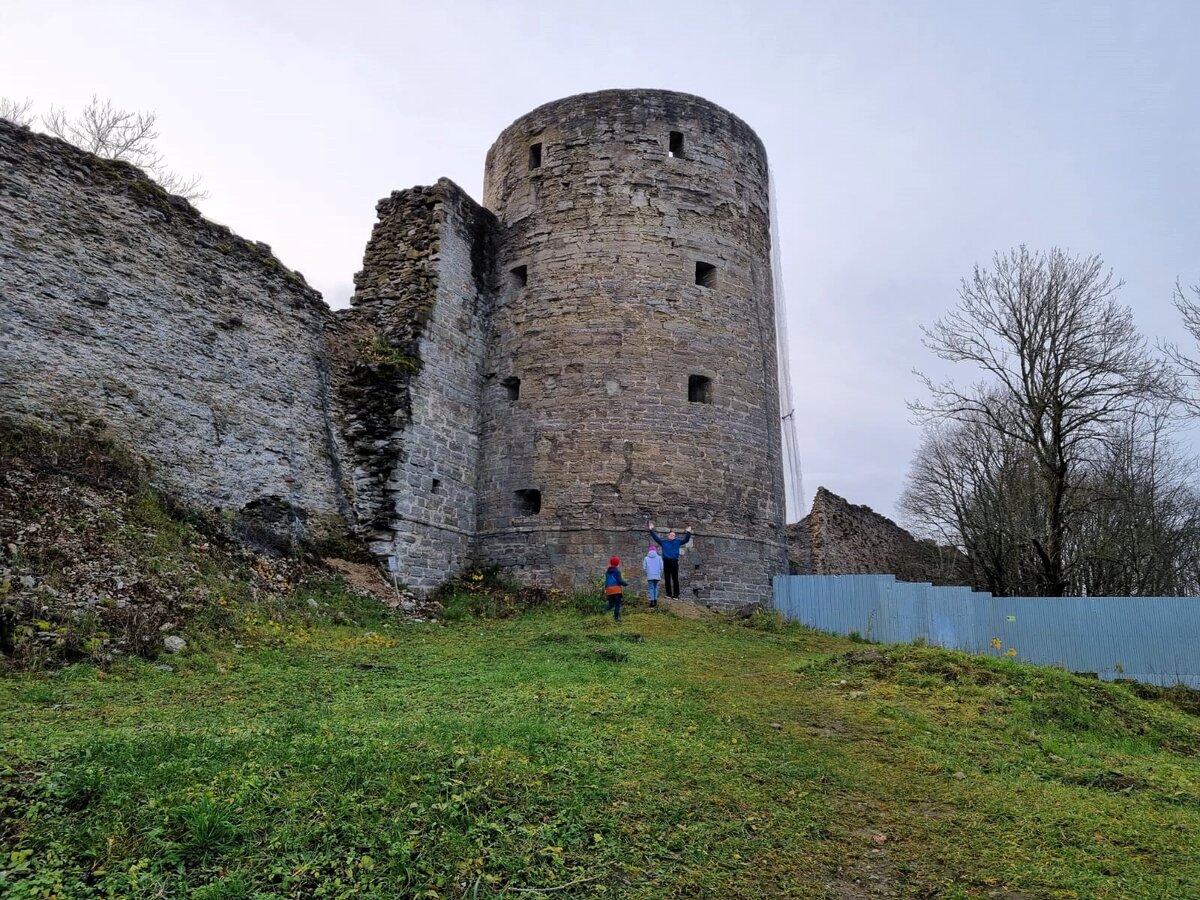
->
<box><xmin>647</xmin><ymin>521</ymin><xmax>693</xmax><ymax>600</ymax></box>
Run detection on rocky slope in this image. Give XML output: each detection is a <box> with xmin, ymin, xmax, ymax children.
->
<box><xmin>0</xmin><ymin>418</ymin><xmax>433</xmax><ymax>668</ymax></box>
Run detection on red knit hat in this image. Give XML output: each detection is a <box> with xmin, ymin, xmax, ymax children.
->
<box><xmin>609</xmin><ymin>556</ymin><xmax>620</xmax><ymax>567</ymax></box>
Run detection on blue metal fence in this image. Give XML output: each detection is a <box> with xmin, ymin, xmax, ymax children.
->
<box><xmin>772</xmin><ymin>574</ymin><xmax>1200</xmax><ymax>688</ymax></box>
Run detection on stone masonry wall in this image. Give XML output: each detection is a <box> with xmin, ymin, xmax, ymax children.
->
<box><xmin>0</xmin><ymin>120</ymin><xmax>348</xmax><ymax>547</ymax></box>
<box><xmin>327</xmin><ymin>187</ymin><xmax>440</xmax><ymax>543</ymax></box>
<box><xmin>330</xmin><ymin>180</ymin><xmax>497</xmax><ymax>591</ymax></box>
<box><xmin>789</xmin><ymin>487</ymin><xmax>967</xmax><ymax>585</ymax></box>
<box><xmin>477</xmin><ymin>90</ymin><xmax>787</xmax><ymax>608</ymax></box>
<box><xmin>1</xmin><ymin>91</ymin><xmax>794</xmax><ymax>599</ymax></box>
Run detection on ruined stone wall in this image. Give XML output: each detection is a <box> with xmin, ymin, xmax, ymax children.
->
<box><xmin>790</xmin><ymin>487</ymin><xmax>966</xmax><ymax>585</ymax></box>
<box><xmin>477</xmin><ymin>90</ymin><xmax>787</xmax><ymax>607</ymax></box>
<box><xmin>330</xmin><ymin>180</ymin><xmax>496</xmax><ymax>590</ymax></box>
<box><xmin>0</xmin><ymin>120</ymin><xmax>347</xmax><ymax>546</ymax></box>
<box><xmin>1</xmin><ymin>93</ymin><xmax>793</xmax><ymax>599</ymax></box>
<box><xmin>328</xmin><ymin>187</ymin><xmax>440</xmax><ymax>543</ymax></box>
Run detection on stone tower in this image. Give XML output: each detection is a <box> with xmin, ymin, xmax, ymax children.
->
<box><xmin>474</xmin><ymin>90</ymin><xmax>787</xmax><ymax>607</ymax></box>
<box><xmin>0</xmin><ymin>92</ymin><xmax>788</xmax><ymax>610</ymax></box>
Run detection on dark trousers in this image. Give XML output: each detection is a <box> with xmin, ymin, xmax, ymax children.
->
<box><xmin>664</xmin><ymin>559</ymin><xmax>680</xmax><ymax>598</ymax></box>
<box><xmin>605</xmin><ymin>595</ymin><xmax>623</xmax><ymax>621</ymax></box>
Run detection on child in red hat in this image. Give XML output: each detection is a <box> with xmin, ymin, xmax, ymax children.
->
<box><xmin>604</xmin><ymin>556</ymin><xmax>627</xmax><ymax>621</ymax></box>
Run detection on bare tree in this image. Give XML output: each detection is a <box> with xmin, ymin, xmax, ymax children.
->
<box><xmin>0</xmin><ymin>96</ymin><xmax>35</xmax><ymax>127</ymax></box>
<box><xmin>2</xmin><ymin>95</ymin><xmax>206</xmax><ymax>202</ymax></box>
<box><xmin>912</xmin><ymin>247</ymin><xmax>1171</xmax><ymax>595</ymax></box>
<box><xmin>902</xmin><ymin>402</ymin><xmax>1044</xmax><ymax>595</ymax></box>
<box><xmin>1072</xmin><ymin>398</ymin><xmax>1200</xmax><ymax>596</ymax></box>
<box><xmin>1164</xmin><ymin>280</ymin><xmax>1200</xmax><ymax>411</ymax></box>
<box><xmin>904</xmin><ymin>396</ymin><xmax>1200</xmax><ymax>597</ymax></box>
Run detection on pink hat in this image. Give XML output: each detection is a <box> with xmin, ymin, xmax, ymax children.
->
<box><xmin>648</xmin><ymin>545</ymin><xmax>657</xmax><ymax>552</ymax></box>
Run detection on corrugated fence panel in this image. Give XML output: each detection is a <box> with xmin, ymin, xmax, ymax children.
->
<box><xmin>772</xmin><ymin>576</ymin><xmax>1200</xmax><ymax>688</ymax></box>
<box><xmin>878</xmin><ymin>579</ymin><xmax>906</xmax><ymax>644</ymax></box>
<box><xmin>889</xmin><ymin>581</ymin><xmax>927</xmax><ymax>643</ymax></box>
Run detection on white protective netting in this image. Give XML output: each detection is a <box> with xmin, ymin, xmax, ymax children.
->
<box><xmin>769</xmin><ymin>168</ymin><xmax>806</xmax><ymax>524</ymax></box>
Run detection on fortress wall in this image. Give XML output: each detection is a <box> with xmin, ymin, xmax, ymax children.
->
<box><xmin>789</xmin><ymin>487</ymin><xmax>967</xmax><ymax>585</ymax></box>
<box><xmin>0</xmin><ymin>120</ymin><xmax>348</xmax><ymax>546</ymax></box>
<box><xmin>1</xmin><ymin>91</ymin><xmax>793</xmax><ymax>599</ymax></box>
<box><xmin>332</xmin><ymin>180</ymin><xmax>496</xmax><ymax>590</ymax></box>
<box><xmin>477</xmin><ymin>90</ymin><xmax>787</xmax><ymax>607</ymax></box>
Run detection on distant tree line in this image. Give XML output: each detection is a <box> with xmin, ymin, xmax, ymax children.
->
<box><xmin>0</xmin><ymin>95</ymin><xmax>206</xmax><ymax>202</ymax></box>
<box><xmin>903</xmin><ymin>246</ymin><xmax>1200</xmax><ymax>597</ymax></box>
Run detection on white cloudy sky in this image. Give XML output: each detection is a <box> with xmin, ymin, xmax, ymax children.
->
<box><xmin>4</xmin><ymin>0</ymin><xmax>1198</xmax><ymax>523</ymax></box>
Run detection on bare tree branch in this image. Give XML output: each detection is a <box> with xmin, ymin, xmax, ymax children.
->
<box><xmin>14</xmin><ymin>95</ymin><xmax>207</xmax><ymax>203</ymax></box>
<box><xmin>0</xmin><ymin>96</ymin><xmax>36</xmax><ymax>127</ymax></box>
<box><xmin>1162</xmin><ymin>280</ymin><xmax>1200</xmax><ymax>412</ymax></box>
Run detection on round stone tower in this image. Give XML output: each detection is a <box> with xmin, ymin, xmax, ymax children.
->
<box><xmin>476</xmin><ymin>89</ymin><xmax>786</xmax><ymax>608</ymax></box>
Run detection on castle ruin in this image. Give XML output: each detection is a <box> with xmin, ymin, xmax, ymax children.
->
<box><xmin>0</xmin><ymin>89</ymin><xmax>787</xmax><ymax>608</ymax></box>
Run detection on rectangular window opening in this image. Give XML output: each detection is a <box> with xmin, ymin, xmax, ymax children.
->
<box><xmin>528</xmin><ymin>143</ymin><xmax>542</xmax><ymax>169</ymax></box>
<box><xmin>688</xmin><ymin>375</ymin><xmax>713</xmax><ymax>404</ymax></box>
<box><xmin>510</xmin><ymin>265</ymin><xmax>528</xmax><ymax>288</ymax></box>
<box><xmin>501</xmin><ymin>376</ymin><xmax>521</xmax><ymax>401</ymax></box>
<box><xmin>431</xmin><ymin>478</ymin><xmax>442</xmax><ymax>494</ymax></box>
<box><xmin>515</xmin><ymin>489</ymin><xmax>542</xmax><ymax>515</ymax></box>
<box><xmin>669</xmin><ymin>131</ymin><xmax>685</xmax><ymax>158</ymax></box>
<box><xmin>695</xmin><ymin>261</ymin><xmax>717</xmax><ymax>288</ymax></box>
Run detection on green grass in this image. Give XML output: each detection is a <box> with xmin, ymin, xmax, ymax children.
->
<box><xmin>2</xmin><ymin>607</ymin><xmax>1199</xmax><ymax>899</ymax></box>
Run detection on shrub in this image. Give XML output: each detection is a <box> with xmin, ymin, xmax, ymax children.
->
<box><xmin>740</xmin><ymin>610</ymin><xmax>787</xmax><ymax>632</ymax></box>
<box><xmin>432</xmin><ymin>567</ymin><xmax>605</xmax><ymax>620</ymax></box>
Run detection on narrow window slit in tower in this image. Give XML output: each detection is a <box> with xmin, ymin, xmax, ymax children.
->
<box><xmin>528</xmin><ymin>143</ymin><xmax>542</xmax><ymax>169</ymax></box>
<box><xmin>688</xmin><ymin>375</ymin><xmax>713</xmax><ymax>404</ymax></box>
<box><xmin>669</xmin><ymin>131</ymin><xmax>685</xmax><ymax>158</ymax></box>
<box><xmin>695</xmin><ymin>261</ymin><xmax>716</xmax><ymax>288</ymax></box>
<box><xmin>502</xmin><ymin>376</ymin><xmax>521</xmax><ymax>401</ymax></box>
<box><xmin>431</xmin><ymin>478</ymin><xmax>442</xmax><ymax>494</ymax></box>
<box><xmin>515</xmin><ymin>489</ymin><xmax>541</xmax><ymax>515</ymax></box>
<box><xmin>510</xmin><ymin>265</ymin><xmax>528</xmax><ymax>288</ymax></box>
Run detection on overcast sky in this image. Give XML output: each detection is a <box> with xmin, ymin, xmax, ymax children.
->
<box><xmin>4</xmin><ymin>0</ymin><xmax>1198</xmax><ymax>523</ymax></box>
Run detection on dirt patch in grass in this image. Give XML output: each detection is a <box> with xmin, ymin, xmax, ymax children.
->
<box><xmin>660</xmin><ymin>597</ymin><xmax>716</xmax><ymax>619</ymax></box>
<box><xmin>324</xmin><ymin>557</ymin><xmax>440</xmax><ymax>618</ymax></box>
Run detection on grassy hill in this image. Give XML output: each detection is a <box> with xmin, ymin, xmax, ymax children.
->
<box><xmin>2</xmin><ymin>424</ymin><xmax>1199</xmax><ymax>898</ymax></box>
<box><xmin>4</xmin><ymin>601</ymin><xmax>1199</xmax><ymax>898</ymax></box>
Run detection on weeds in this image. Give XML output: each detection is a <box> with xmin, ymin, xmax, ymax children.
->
<box><xmin>738</xmin><ymin>609</ymin><xmax>788</xmax><ymax>632</ymax></box>
<box><xmin>435</xmin><ymin>567</ymin><xmax>604</xmax><ymax>621</ymax></box>
<box><xmin>1125</xmin><ymin>679</ymin><xmax>1200</xmax><ymax>718</ymax></box>
<box><xmin>174</xmin><ymin>796</ymin><xmax>242</xmax><ymax>864</ymax></box>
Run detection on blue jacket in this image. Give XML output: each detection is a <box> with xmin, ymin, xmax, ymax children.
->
<box><xmin>604</xmin><ymin>566</ymin><xmax>627</xmax><ymax>595</ymax></box>
<box><xmin>649</xmin><ymin>529</ymin><xmax>691</xmax><ymax>560</ymax></box>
